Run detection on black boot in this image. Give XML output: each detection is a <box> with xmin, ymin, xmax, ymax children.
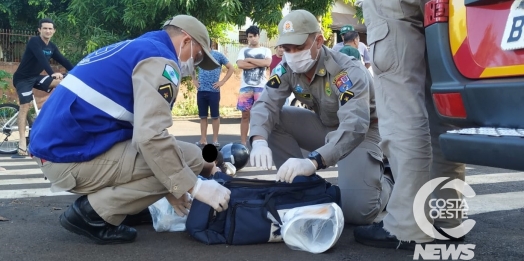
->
<box><xmin>59</xmin><ymin>195</ymin><xmax>137</xmax><ymax>244</ymax></box>
<box><xmin>121</xmin><ymin>208</ymin><xmax>153</xmax><ymax>227</ymax></box>
<box><xmin>354</xmin><ymin>221</ymin><xmax>435</xmax><ymax>250</ymax></box>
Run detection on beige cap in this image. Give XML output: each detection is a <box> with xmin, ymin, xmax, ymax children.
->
<box><xmin>276</xmin><ymin>10</ymin><xmax>321</xmax><ymax>46</ymax></box>
<box><xmin>163</xmin><ymin>15</ymin><xmax>219</xmax><ymax>70</ymax></box>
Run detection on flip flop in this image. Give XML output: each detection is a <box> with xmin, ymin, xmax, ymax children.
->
<box><xmin>11</xmin><ymin>148</ymin><xmax>28</xmax><ymax>159</ymax></box>
<box><xmin>195</xmin><ymin>142</ymin><xmax>207</xmax><ymax>148</ymax></box>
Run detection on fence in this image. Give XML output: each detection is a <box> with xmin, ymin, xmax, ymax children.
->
<box><xmin>218</xmin><ymin>41</ymin><xmax>275</xmax><ymax>66</ymax></box>
<box><xmin>0</xmin><ymin>28</ymin><xmax>276</xmax><ymax>76</ymax></box>
<box><xmin>0</xmin><ymin>29</ymin><xmax>38</xmax><ymax>63</ymax></box>
<box><xmin>0</xmin><ymin>29</ymin><xmax>277</xmax><ymax>106</ymax></box>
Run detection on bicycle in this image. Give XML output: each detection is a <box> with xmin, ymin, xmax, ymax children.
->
<box><xmin>0</xmin><ymin>96</ymin><xmax>38</xmax><ymax>154</ymax></box>
<box><xmin>0</xmin><ymin>74</ymin><xmax>63</xmax><ymax>154</ymax></box>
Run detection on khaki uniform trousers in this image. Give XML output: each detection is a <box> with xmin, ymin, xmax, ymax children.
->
<box><xmin>268</xmin><ymin>106</ymin><xmax>393</xmax><ymax>225</ymax></box>
<box><xmin>363</xmin><ymin>0</ymin><xmax>466</xmax><ymax>242</ymax></box>
<box><xmin>34</xmin><ymin>140</ymin><xmax>204</xmax><ymax>226</ymax></box>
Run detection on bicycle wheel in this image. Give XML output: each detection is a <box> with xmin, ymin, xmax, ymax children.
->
<box><xmin>0</xmin><ymin>103</ymin><xmax>33</xmax><ymax>154</ymax></box>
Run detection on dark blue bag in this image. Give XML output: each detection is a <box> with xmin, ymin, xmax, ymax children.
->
<box><xmin>186</xmin><ymin>172</ymin><xmax>341</xmax><ymax>245</ymax></box>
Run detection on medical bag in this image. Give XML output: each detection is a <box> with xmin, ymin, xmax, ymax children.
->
<box><xmin>186</xmin><ymin>172</ymin><xmax>340</xmax><ymax>245</ymax></box>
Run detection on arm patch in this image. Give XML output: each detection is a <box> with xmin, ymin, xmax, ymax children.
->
<box><xmin>267</xmin><ymin>75</ymin><xmax>281</xmax><ymax>88</ymax></box>
<box><xmin>333</xmin><ymin>71</ymin><xmax>353</xmax><ymax>90</ymax></box>
<box><xmin>158</xmin><ymin>83</ymin><xmax>174</xmax><ymax>104</ymax></box>
<box><xmin>162</xmin><ymin>64</ymin><xmax>180</xmax><ymax>86</ymax></box>
<box><xmin>340</xmin><ymin>91</ymin><xmax>354</xmax><ymax>106</ymax></box>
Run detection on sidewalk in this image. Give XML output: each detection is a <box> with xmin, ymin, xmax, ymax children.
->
<box><xmin>168</xmin><ymin>117</ymin><xmax>244</xmax><ymax>146</ymax></box>
<box><xmin>171</xmin><ymin>111</ymin><xmax>241</xmax><ymax>121</ymax></box>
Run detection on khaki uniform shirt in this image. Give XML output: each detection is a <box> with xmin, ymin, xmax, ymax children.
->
<box><xmin>131</xmin><ymin>57</ymin><xmax>197</xmax><ymax>198</ymax></box>
<box><xmin>249</xmin><ymin>46</ymin><xmax>377</xmax><ymax>167</ymax></box>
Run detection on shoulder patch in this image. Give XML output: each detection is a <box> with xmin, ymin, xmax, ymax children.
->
<box><xmin>272</xmin><ymin>64</ymin><xmax>287</xmax><ymax>77</ymax></box>
<box><xmin>340</xmin><ymin>90</ymin><xmax>354</xmax><ymax>106</ymax></box>
<box><xmin>333</xmin><ymin>71</ymin><xmax>353</xmax><ymax>90</ymax></box>
<box><xmin>338</xmin><ymin>84</ymin><xmax>352</xmax><ymax>93</ymax></box>
<box><xmin>267</xmin><ymin>75</ymin><xmax>281</xmax><ymax>88</ymax></box>
<box><xmin>162</xmin><ymin>64</ymin><xmax>180</xmax><ymax>85</ymax></box>
<box><xmin>158</xmin><ymin>83</ymin><xmax>174</xmax><ymax>104</ymax></box>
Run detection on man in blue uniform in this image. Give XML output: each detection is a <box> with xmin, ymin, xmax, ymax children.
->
<box><xmin>29</xmin><ymin>15</ymin><xmax>231</xmax><ymax>244</ymax></box>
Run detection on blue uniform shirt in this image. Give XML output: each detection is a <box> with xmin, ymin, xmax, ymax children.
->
<box><xmin>29</xmin><ymin>30</ymin><xmax>179</xmax><ymax>163</ymax></box>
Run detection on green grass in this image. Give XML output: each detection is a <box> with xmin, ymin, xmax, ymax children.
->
<box><xmin>172</xmin><ymin>94</ymin><xmax>199</xmax><ymax>116</ymax></box>
<box><xmin>172</xmin><ymin>78</ymin><xmax>241</xmax><ymax>117</ymax></box>
<box><xmin>171</xmin><ymin>96</ymin><xmax>239</xmax><ymax>117</ymax></box>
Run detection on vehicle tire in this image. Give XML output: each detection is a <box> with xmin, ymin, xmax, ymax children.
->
<box><xmin>0</xmin><ymin>103</ymin><xmax>33</xmax><ymax>154</ymax></box>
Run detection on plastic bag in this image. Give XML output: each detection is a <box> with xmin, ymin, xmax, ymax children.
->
<box><xmin>281</xmin><ymin>202</ymin><xmax>344</xmax><ymax>254</ymax></box>
<box><xmin>148</xmin><ymin>197</ymin><xmax>188</xmax><ymax>232</ymax></box>
<box><xmin>223</xmin><ymin>162</ymin><xmax>236</xmax><ymax>176</ymax></box>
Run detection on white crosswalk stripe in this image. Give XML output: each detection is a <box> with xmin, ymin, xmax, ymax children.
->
<box><xmin>1</xmin><ymin>157</ymin><xmax>524</xmax><ymax>216</ymax></box>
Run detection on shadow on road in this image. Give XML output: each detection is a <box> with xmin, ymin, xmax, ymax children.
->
<box><xmin>177</xmin><ymin>134</ymin><xmax>242</xmax><ymax>146</ymax></box>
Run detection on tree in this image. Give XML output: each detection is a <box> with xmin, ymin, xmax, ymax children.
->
<box><xmin>0</xmin><ymin>0</ymin><xmax>68</xmax><ymax>30</ymax></box>
<box><xmin>345</xmin><ymin>0</ymin><xmax>364</xmax><ymax>23</ymax></box>
<box><xmin>7</xmin><ymin>0</ymin><xmax>345</xmax><ymax>64</ymax></box>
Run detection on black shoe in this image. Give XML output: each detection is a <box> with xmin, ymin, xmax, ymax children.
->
<box><xmin>121</xmin><ymin>208</ymin><xmax>152</xmax><ymax>227</ymax></box>
<box><xmin>434</xmin><ymin>225</ymin><xmax>466</xmax><ymax>243</ymax></box>
<box><xmin>59</xmin><ymin>195</ymin><xmax>137</xmax><ymax>244</ymax></box>
<box><xmin>354</xmin><ymin>221</ymin><xmax>435</xmax><ymax>250</ymax></box>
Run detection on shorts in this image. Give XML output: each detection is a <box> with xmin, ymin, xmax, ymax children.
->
<box><xmin>197</xmin><ymin>91</ymin><xmax>220</xmax><ymax>119</ymax></box>
<box><xmin>236</xmin><ymin>87</ymin><xmax>264</xmax><ymax>112</ymax></box>
<box><xmin>14</xmin><ymin>75</ymin><xmax>54</xmax><ymax>104</ymax></box>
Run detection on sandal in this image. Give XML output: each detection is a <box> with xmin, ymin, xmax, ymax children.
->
<box><xmin>12</xmin><ymin>148</ymin><xmax>28</xmax><ymax>158</ymax></box>
<box><xmin>213</xmin><ymin>142</ymin><xmax>220</xmax><ymax>148</ymax></box>
<box><xmin>195</xmin><ymin>142</ymin><xmax>207</xmax><ymax>148</ymax></box>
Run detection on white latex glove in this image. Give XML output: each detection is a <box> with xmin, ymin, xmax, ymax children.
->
<box><xmin>190</xmin><ymin>179</ymin><xmax>231</xmax><ymax>212</ymax></box>
<box><xmin>276</xmin><ymin>158</ymin><xmax>317</xmax><ymax>183</ymax></box>
<box><xmin>165</xmin><ymin>192</ymin><xmax>192</xmax><ymax>217</ymax></box>
<box><xmin>224</xmin><ymin>162</ymin><xmax>237</xmax><ymax>176</ymax></box>
<box><xmin>250</xmin><ymin>139</ymin><xmax>273</xmax><ymax>170</ymax></box>
<box><xmin>355</xmin><ymin>0</ymin><xmax>364</xmax><ymax>7</ymax></box>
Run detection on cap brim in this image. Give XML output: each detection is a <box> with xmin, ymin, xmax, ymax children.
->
<box><xmin>277</xmin><ymin>33</ymin><xmax>309</xmax><ymax>46</ymax></box>
<box><xmin>199</xmin><ymin>45</ymin><xmax>220</xmax><ymax>70</ymax></box>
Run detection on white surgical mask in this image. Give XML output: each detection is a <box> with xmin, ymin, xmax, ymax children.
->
<box><xmin>179</xmin><ymin>42</ymin><xmax>195</xmax><ymax>78</ymax></box>
<box><xmin>284</xmin><ymin>39</ymin><xmax>319</xmax><ymax>73</ymax></box>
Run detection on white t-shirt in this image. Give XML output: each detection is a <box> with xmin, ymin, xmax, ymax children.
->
<box><xmin>237</xmin><ymin>46</ymin><xmax>272</xmax><ymax>88</ymax></box>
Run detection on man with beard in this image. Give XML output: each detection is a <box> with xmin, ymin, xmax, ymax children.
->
<box><xmin>236</xmin><ymin>26</ymin><xmax>272</xmax><ymax>145</ymax></box>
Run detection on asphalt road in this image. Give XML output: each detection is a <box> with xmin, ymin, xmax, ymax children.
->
<box><xmin>1</xmin><ymin>118</ymin><xmax>523</xmax><ymax>261</ymax></box>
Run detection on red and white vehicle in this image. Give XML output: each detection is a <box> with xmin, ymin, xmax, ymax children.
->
<box><xmin>425</xmin><ymin>0</ymin><xmax>524</xmax><ymax>170</ymax></box>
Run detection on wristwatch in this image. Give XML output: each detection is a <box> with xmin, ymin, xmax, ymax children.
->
<box><xmin>308</xmin><ymin>151</ymin><xmax>326</xmax><ymax>170</ymax></box>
